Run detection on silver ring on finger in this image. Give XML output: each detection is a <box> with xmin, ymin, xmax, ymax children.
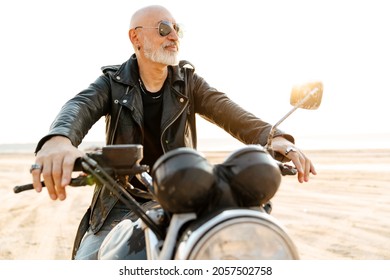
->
<box><xmin>285</xmin><ymin>146</ymin><xmax>297</xmax><ymax>156</ymax></box>
<box><xmin>30</xmin><ymin>163</ymin><xmax>42</xmax><ymax>173</ymax></box>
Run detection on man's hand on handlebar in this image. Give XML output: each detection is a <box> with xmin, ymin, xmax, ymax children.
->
<box><xmin>271</xmin><ymin>136</ymin><xmax>317</xmax><ymax>183</ymax></box>
<box><xmin>31</xmin><ymin>136</ymin><xmax>85</xmax><ymax>201</ymax></box>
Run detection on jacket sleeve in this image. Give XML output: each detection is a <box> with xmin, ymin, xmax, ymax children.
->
<box><xmin>35</xmin><ymin>74</ymin><xmax>111</xmax><ymax>153</ymax></box>
<box><xmin>191</xmin><ymin>72</ymin><xmax>294</xmax><ymax>161</ymax></box>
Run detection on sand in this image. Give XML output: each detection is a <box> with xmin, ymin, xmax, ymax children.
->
<box><xmin>0</xmin><ymin>148</ymin><xmax>389</xmax><ymax>260</ymax></box>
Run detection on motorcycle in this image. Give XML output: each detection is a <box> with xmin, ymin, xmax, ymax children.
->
<box><xmin>14</xmin><ymin>81</ymin><xmax>323</xmax><ymax>260</ymax></box>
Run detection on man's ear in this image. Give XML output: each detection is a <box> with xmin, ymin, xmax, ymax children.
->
<box><xmin>129</xmin><ymin>29</ymin><xmax>141</xmax><ymax>50</ymax></box>
<box><xmin>129</xmin><ymin>28</ymin><xmax>138</xmax><ymax>45</ymax></box>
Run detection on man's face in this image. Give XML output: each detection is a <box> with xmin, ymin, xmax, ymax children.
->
<box><xmin>142</xmin><ymin>26</ymin><xmax>180</xmax><ymax>66</ymax></box>
<box><xmin>134</xmin><ymin>15</ymin><xmax>181</xmax><ymax>66</ymax></box>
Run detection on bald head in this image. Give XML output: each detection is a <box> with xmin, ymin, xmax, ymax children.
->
<box><xmin>128</xmin><ymin>5</ymin><xmax>180</xmax><ymax>66</ymax></box>
<box><xmin>130</xmin><ymin>5</ymin><xmax>175</xmax><ymax>29</ymax></box>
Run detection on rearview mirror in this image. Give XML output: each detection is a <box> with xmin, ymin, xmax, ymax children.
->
<box><xmin>290</xmin><ymin>81</ymin><xmax>323</xmax><ymax>110</ymax></box>
<box><xmin>265</xmin><ymin>81</ymin><xmax>324</xmax><ymax>152</ymax></box>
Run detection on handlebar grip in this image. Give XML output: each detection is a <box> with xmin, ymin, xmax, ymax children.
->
<box><xmin>13</xmin><ymin>183</ymin><xmax>35</xmax><ymax>193</ymax></box>
<box><xmin>13</xmin><ymin>157</ymin><xmax>88</xmax><ymax>194</ymax></box>
<box><xmin>13</xmin><ymin>174</ymin><xmax>93</xmax><ymax>194</ymax></box>
<box><xmin>278</xmin><ymin>162</ymin><xmax>298</xmax><ymax>176</ymax></box>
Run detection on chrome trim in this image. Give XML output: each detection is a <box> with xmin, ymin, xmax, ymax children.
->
<box><xmin>174</xmin><ymin>208</ymin><xmax>299</xmax><ymax>260</ymax></box>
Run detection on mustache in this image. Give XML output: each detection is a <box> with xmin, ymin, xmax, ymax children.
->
<box><xmin>162</xmin><ymin>41</ymin><xmax>179</xmax><ymax>50</ymax></box>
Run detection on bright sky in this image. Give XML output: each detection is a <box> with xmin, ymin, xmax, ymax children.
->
<box><xmin>1</xmin><ymin>0</ymin><xmax>389</xmax><ymax>149</ymax></box>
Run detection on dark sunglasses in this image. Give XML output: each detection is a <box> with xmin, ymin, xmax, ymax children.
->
<box><xmin>135</xmin><ymin>20</ymin><xmax>183</xmax><ymax>38</ymax></box>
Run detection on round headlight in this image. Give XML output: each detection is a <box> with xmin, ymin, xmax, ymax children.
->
<box><xmin>175</xmin><ymin>209</ymin><xmax>299</xmax><ymax>260</ymax></box>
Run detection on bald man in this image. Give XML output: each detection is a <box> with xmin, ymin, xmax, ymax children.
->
<box><xmin>30</xmin><ymin>5</ymin><xmax>315</xmax><ymax>259</ymax></box>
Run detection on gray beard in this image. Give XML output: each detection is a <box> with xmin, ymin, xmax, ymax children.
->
<box><xmin>143</xmin><ymin>38</ymin><xmax>179</xmax><ymax>66</ymax></box>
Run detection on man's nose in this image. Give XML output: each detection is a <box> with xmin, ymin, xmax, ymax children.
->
<box><xmin>167</xmin><ymin>29</ymin><xmax>179</xmax><ymax>41</ymax></box>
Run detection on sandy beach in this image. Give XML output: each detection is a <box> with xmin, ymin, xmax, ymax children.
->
<box><xmin>0</xmin><ymin>148</ymin><xmax>389</xmax><ymax>260</ymax></box>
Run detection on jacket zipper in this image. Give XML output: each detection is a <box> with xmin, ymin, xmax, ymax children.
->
<box><xmin>109</xmin><ymin>86</ymin><xmax>130</xmax><ymax>145</ymax></box>
<box><xmin>160</xmin><ymin>99</ymin><xmax>189</xmax><ymax>153</ymax></box>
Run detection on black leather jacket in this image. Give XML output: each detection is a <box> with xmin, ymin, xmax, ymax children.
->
<box><xmin>35</xmin><ymin>55</ymin><xmax>293</xmax><ymax>254</ymax></box>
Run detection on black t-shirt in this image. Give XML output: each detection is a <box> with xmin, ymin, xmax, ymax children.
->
<box><xmin>130</xmin><ymin>79</ymin><xmax>165</xmax><ymax>193</ymax></box>
<box><xmin>140</xmin><ymin>84</ymin><xmax>164</xmax><ymax>169</ymax></box>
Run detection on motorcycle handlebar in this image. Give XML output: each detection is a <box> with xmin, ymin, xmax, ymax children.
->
<box><xmin>13</xmin><ymin>174</ymin><xmax>94</xmax><ymax>193</ymax></box>
<box><xmin>278</xmin><ymin>162</ymin><xmax>297</xmax><ymax>176</ymax></box>
<box><xmin>14</xmin><ymin>153</ymin><xmax>149</xmax><ymax>193</ymax></box>
<box><xmin>13</xmin><ymin>157</ymin><xmax>91</xmax><ymax>194</ymax></box>
<box><xmin>13</xmin><ymin>144</ymin><xmax>296</xmax><ymax>194</ymax></box>
<box><xmin>14</xmin><ymin>163</ymin><xmax>296</xmax><ymax>194</ymax></box>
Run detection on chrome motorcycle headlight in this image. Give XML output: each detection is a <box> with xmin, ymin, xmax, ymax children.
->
<box><xmin>175</xmin><ymin>210</ymin><xmax>299</xmax><ymax>260</ymax></box>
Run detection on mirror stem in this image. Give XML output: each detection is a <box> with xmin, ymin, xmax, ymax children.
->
<box><xmin>265</xmin><ymin>87</ymin><xmax>319</xmax><ymax>153</ymax></box>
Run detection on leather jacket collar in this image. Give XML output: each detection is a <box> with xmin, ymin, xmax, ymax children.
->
<box><xmin>101</xmin><ymin>54</ymin><xmax>187</xmax><ymax>87</ymax></box>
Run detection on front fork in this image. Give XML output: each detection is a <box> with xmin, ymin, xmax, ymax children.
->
<box><xmin>143</xmin><ymin>210</ymin><xmax>197</xmax><ymax>260</ymax></box>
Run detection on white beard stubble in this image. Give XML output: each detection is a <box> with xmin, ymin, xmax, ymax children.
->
<box><xmin>143</xmin><ymin>37</ymin><xmax>179</xmax><ymax>66</ymax></box>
